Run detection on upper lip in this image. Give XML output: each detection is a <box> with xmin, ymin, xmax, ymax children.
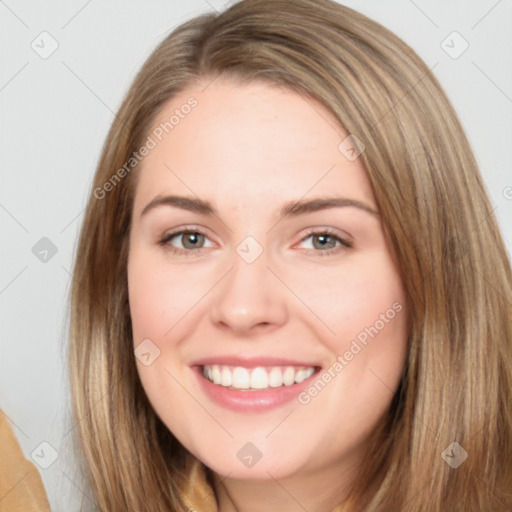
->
<box><xmin>190</xmin><ymin>356</ymin><xmax>322</xmax><ymax>368</ymax></box>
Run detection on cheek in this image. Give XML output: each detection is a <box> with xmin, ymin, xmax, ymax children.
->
<box><xmin>127</xmin><ymin>246</ymin><xmax>221</xmax><ymax>402</ymax></box>
<box><xmin>286</xmin><ymin>248</ymin><xmax>407</xmax><ymax>352</ymax></box>
<box><xmin>285</xmin><ymin>251</ymin><xmax>408</xmax><ymax>453</ymax></box>
<box><xmin>127</xmin><ymin>249</ymin><xmax>202</xmax><ymax>428</ymax></box>
<box><xmin>126</xmin><ymin>239</ymin><xmax>409</xmax><ymax>475</ymax></box>
<box><xmin>127</xmin><ymin>252</ymin><xmax>208</xmax><ymax>343</ymax></box>
<box><xmin>298</xmin><ymin>251</ymin><xmax>408</xmax><ymax>418</ymax></box>
<box><xmin>287</xmin><ymin>248</ymin><xmax>408</xmax><ymax>425</ymax></box>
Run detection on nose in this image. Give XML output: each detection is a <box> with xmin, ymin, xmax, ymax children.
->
<box><xmin>209</xmin><ymin>247</ymin><xmax>289</xmax><ymax>336</ymax></box>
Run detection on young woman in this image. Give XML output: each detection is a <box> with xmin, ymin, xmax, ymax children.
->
<box><xmin>68</xmin><ymin>0</ymin><xmax>512</xmax><ymax>510</ymax></box>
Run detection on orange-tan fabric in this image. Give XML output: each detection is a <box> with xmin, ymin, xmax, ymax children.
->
<box><xmin>178</xmin><ymin>455</ymin><xmax>219</xmax><ymax>512</ymax></box>
<box><xmin>0</xmin><ymin>412</ymin><xmax>50</xmax><ymax>512</ymax></box>
<box><xmin>178</xmin><ymin>454</ymin><xmax>348</xmax><ymax>512</ymax></box>
<box><xmin>0</xmin><ymin>413</ymin><xmax>347</xmax><ymax>511</ymax></box>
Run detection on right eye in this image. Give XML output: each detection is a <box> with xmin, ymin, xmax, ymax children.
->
<box><xmin>158</xmin><ymin>228</ymin><xmax>215</xmax><ymax>256</ymax></box>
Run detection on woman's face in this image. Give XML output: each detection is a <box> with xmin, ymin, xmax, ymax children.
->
<box><xmin>127</xmin><ymin>77</ymin><xmax>408</xmax><ymax>484</ymax></box>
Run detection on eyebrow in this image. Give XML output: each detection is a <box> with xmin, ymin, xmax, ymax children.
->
<box><xmin>139</xmin><ymin>194</ymin><xmax>379</xmax><ymax>220</ymax></box>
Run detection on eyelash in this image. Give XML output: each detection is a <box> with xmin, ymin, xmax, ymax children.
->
<box><xmin>158</xmin><ymin>227</ymin><xmax>353</xmax><ymax>258</ymax></box>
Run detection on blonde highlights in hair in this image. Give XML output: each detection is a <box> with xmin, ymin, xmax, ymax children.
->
<box><xmin>68</xmin><ymin>0</ymin><xmax>512</xmax><ymax>510</ymax></box>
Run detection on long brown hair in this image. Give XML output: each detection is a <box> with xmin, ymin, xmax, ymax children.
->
<box><xmin>68</xmin><ymin>0</ymin><xmax>512</xmax><ymax>510</ymax></box>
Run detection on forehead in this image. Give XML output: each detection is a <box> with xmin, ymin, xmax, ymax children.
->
<box><xmin>132</xmin><ymin>77</ymin><xmax>375</xmax><ymax>216</ymax></box>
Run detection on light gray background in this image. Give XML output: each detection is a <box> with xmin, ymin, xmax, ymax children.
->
<box><xmin>1</xmin><ymin>0</ymin><xmax>511</xmax><ymax>509</ymax></box>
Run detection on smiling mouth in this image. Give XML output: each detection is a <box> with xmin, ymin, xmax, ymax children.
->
<box><xmin>201</xmin><ymin>364</ymin><xmax>319</xmax><ymax>391</ymax></box>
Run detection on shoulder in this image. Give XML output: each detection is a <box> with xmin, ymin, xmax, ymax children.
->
<box><xmin>0</xmin><ymin>412</ymin><xmax>51</xmax><ymax>512</ymax></box>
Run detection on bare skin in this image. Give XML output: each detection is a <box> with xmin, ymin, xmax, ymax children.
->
<box><xmin>127</xmin><ymin>76</ymin><xmax>408</xmax><ymax>512</ymax></box>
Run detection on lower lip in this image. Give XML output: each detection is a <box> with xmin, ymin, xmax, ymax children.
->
<box><xmin>192</xmin><ymin>366</ymin><xmax>320</xmax><ymax>412</ymax></box>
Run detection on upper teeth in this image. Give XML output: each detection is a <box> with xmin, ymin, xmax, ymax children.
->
<box><xmin>202</xmin><ymin>365</ymin><xmax>315</xmax><ymax>390</ymax></box>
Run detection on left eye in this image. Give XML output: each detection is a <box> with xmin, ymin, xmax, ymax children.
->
<box><xmin>160</xmin><ymin>230</ymin><xmax>214</xmax><ymax>250</ymax></box>
<box><xmin>297</xmin><ymin>231</ymin><xmax>353</xmax><ymax>253</ymax></box>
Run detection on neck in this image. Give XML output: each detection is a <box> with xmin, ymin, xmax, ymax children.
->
<box><xmin>211</xmin><ymin>461</ymin><xmax>357</xmax><ymax>512</ymax></box>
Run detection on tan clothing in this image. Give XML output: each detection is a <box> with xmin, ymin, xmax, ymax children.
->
<box><xmin>0</xmin><ymin>413</ymin><xmax>50</xmax><ymax>512</ymax></box>
<box><xmin>179</xmin><ymin>455</ymin><xmax>219</xmax><ymax>512</ymax></box>
<box><xmin>0</xmin><ymin>414</ymin><xmax>346</xmax><ymax>511</ymax></box>
<box><xmin>179</xmin><ymin>454</ymin><xmax>348</xmax><ymax>512</ymax></box>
